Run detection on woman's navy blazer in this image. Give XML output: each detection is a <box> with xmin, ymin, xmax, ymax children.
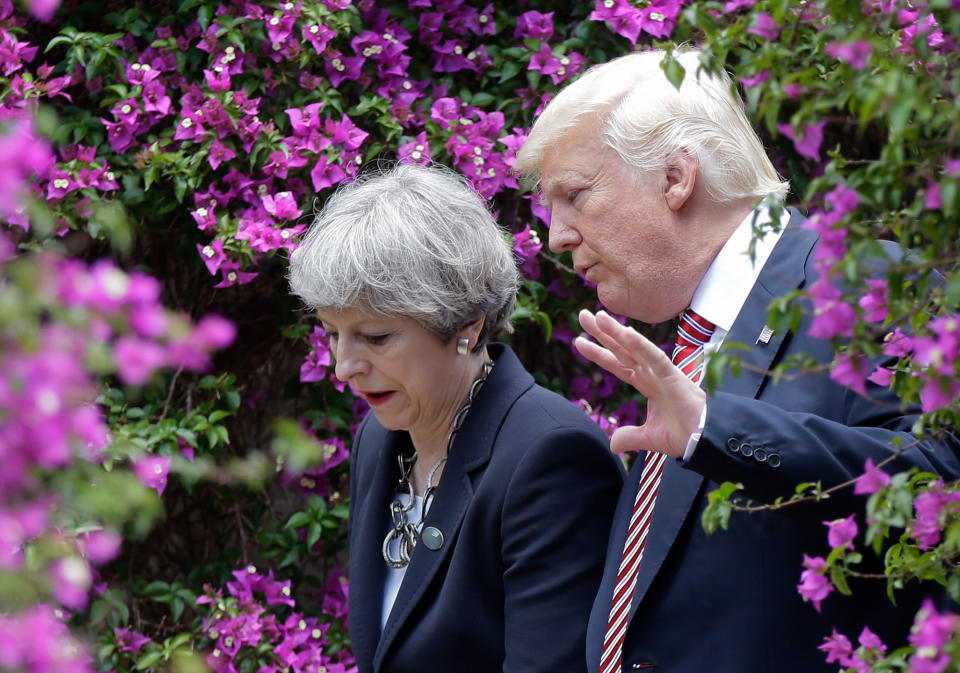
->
<box><xmin>347</xmin><ymin>343</ymin><xmax>624</xmax><ymax>673</ymax></box>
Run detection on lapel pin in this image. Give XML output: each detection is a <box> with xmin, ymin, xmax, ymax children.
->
<box><xmin>756</xmin><ymin>325</ymin><xmax>774</xmax><ymax>345</ymax></box>
<box><xmin>421</xmin><ymin>526</ymin><xmax>444</xmax><ymax>551</ymax></box>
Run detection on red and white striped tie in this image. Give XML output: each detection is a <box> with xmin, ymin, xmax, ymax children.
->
<box><xmin>598</xmin><ymin>308</ymin><xmax>716</xmax><ymax>673</ymax></box>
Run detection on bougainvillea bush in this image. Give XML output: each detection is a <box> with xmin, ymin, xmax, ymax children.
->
<box><xmin>1</xmin><ymin>0</ymin><xmax>959</xmax><ymax>671</ymax></box>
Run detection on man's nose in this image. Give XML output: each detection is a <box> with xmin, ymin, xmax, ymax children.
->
<box><xmin>547</xmin><ymin>210</ymin><xmax>581</xmax><ymax>253</ymax></box>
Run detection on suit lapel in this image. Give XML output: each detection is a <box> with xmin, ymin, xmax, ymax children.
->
<box><xmin>373</xmin><ymin>345</ymin><xmax>533</xmax><ymax>671</ymax></box>
<box><xmin>625</xmin><ymin>212</ymin><xmax>816</xmax><ymax>615</ymax></box>
<box><xmin>350</xmin><ymin>427</ymin><xmax>404</xmax><ymax>673</ymax></box>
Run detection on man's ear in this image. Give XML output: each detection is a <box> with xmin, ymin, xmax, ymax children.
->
<box><xmin>664</xmin><ymin>149</ymin><xmax>697</xmax><ymax>211</ymax></box>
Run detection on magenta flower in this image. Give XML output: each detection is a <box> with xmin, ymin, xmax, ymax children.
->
<box><xmin>143</xmin><ymin>79</ymin><xmax>172</xmax><ymax>116</ymax></box>
<box><xmin>49</xmin><ymin>556</ymin><xmax>92</xmax><ymax>610</ymax></box>
<box><xmin>325</xmin><ymin>115</ymin><xmax>368</xmax><ymax>151</ymax></box>
<box><xmin>825</xmin><ymin>183</ymin><xmax>859</xmax><ymax>214</ymax></box>
<box><xmin>310</xmin><ymin>156</ymin><xmax>347</xmax><ymax>191</ymax></box>
<box><xmin>589</xmin><ymin>0</ymin><xmax>644</xmax><ymax>45</ymax></box>
<box><xmin>824</xmin><ymin>514</ymin><xmax>858</xmax><ymax>550</ymax></box>
<box><xmin>26</xmin><ymin>0</ymin><xmax>60</xmax><ymax>21</ymax></box>
<box><xmin>859</xmin><ymin>279</ymin><xmax>889</xmax><ymax>323</ymax></box>
<box><xmin>262</xmin><ymin>191</ymin><xmax>302</xmax><ymax>220</ymax></box>
<box><xmin>203</xmin><ymin>66</ymin><xmax>231</xmax><ymax>92</ymax></box>
<box><xmin>777</xmin><ymin>120</ymin><xmax>827</xmax><ymax>162</ymax></box>
<box><xmin>747</xmin><ymin>12</ymin><xmax>779</xmax><ymax>40</ymax></box>
<box><xmin>132</xmin><ymin>455</ymin><xmax>172</xmax><ymax>496</ymax></box>
<box><xmin>740</xmin><ymin>70</ymin><xmax>770</xmax><ymax>88</ymax></box>
<box><xmin>818</xmin><ymin>629</ymin><xmax>854</xmax><ymax>666</ymax></box>
<box><xmin>515</xmin><ymin>11</ymin><xmax>554</xmax><ymax>40</ymax></box>
<box><xmin>300</xmin><ymin>326</ymin><xmax>332</xmax><ymax>383</ymax></box>
<box><xmin>114</xmin><ymin>336</ymin><xmax>167</xmax><ymax>385</ymax></box>
<box><xmin>907</xmin><ymin>599</ymin><xmax>958</xmax><ymax>673</ymax></box>
<box><xmin>830</xmin><ymin>353</ymin><xmax>867</xmax><ymax>395</ymax></box>
<box><xmin>797</xmin><ymin>554</ymin><xmax>833</xmax><ymax>612</ymax></box>
<box><xmin>214</xmin><ymin>260</ymin><xmax>258</xmax><ymax>288</ymax></box>
<box><xmin>191</xmin><ymin>315</ymin><xmax>237</xmax><ymax>350</ymax></box>
<box><xmin>867</xmin><ymin>365</ymin><xmax>893</xmax><ymax>386</ymax></box>
<box><xmin>115</xmin><ymin>627</ymin><xmax>151</xmax><ymax>653</ymax></box>
<box><xmin>398</xmin><ymin>132</ymin><xmax>431</xmax><ymax>165</ymax></box>
<box><xmin>303</xmin><ymin>22</ymin><xmax>335</xmax><ymax>54</ymax></box>
<box><xmin>197</xmin><ymin>238</ymin><xmax>227</xmax><ymax>275</ymax></box>
<box><xmin>826</xmin><ymin>40</ymin><xmax>872</xmax><ymax>69</ymax></box>
<box><xmin>920</xmin><ymin>375</ymin><xmax>959</xmax><ymax>413</ymax></box>
<box><xmin>208</xmin><ymin>139</ymin><xmax>236</xmax><ymax>170</ymax></box>
<box><xmin>882</xmin><ymin>328</ymin><xmax>914</xmax><ymax>357</ymax></box>
<box><xmin>321</xmin><ymin>567</ymin><xmax>349</xmax><ymax>619</ymax></box>
<box><xmin>808</xmin><ymin>279</ymin><xmax>856</xmax><ymax>340</ymax></box>
<box><xmin>78</xmin><ymin>528</ymin><xmax>122</xmax><ymax>565</ymax></box>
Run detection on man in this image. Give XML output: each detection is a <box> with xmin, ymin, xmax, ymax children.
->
<box><xmin>515</xmin><ymin>49</ymin><xmax>960</xmax><ymax>673</ymax></box>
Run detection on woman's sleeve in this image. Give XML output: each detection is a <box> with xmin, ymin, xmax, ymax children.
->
<box><xmin>500</xmin><ymin>427</ymin><xmax>623</xmax><ymax>673</ymax></box>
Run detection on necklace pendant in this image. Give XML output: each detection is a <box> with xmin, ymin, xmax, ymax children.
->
<box><xmin>421</xmin><ymin>526</ymin><xmax>444</xmax><ymax>551</ymax></box>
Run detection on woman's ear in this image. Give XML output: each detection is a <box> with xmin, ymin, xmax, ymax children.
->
<box><xmin>457</xmin><ymin>316</ymin><xmax>486</xmax><ymax>352</ymax></box>
<box><xmin>664</xmin><ymin>149</ymin><xmax>697</xmax><ymax>211</ymax></box>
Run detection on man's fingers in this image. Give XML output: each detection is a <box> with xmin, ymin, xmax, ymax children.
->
<box><xmin>574</xmin><ymin>336</ymin><xmax>635</xmax><ymax>381</ymax></box>
<box><xmin>593</xmin><ymin>310</ymin><xmax>678</xmax><ymax>378</ymax></box>
<box><xmin>610</xmin><ymin>425</ymin><xmax>654</xmax><ymax>455</ymax></box>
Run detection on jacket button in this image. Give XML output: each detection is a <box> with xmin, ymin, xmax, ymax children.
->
<box><xmin>753</xmin><ymin>448</ymin><xmax>767</xmax><ymax>462</ymax></box>
<box><xmin>767</xmin><ymin>452</ymin><xmax>782</xmax><ymax>468</ymax></box>
<box><xmin>739</xmin><ymin>443</ymin><xmax>754</xmax><ymax>458</ymax></box>
<box><xmin>726</xmin><ymin>438</ymin><xmax>740</xmax><ymax>453</ymax></box>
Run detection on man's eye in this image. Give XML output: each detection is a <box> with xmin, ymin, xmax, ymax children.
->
<box><xmin>567</xmin><ymin>189</ymin><xmax>581</xmax><ymax>203</ymax></box>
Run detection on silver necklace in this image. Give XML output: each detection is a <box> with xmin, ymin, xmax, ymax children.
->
<box><xmin>382</xmin><ymin>360</ymin><xmax>494</xmax><ymax>569</ymax></box>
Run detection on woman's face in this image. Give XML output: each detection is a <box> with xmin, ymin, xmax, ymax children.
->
<box><xmin>317</xmin><ymin>307</ymin><xmax>480</xmax><ymax>448</ymax></box>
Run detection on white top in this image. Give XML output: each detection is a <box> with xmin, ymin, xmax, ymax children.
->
<box><xmin>381</xmin><ymin>492</ymin><xmax>424</xmax><ymax>631</ymax></box>
<box><xmin>682</xmin><ymin>205</ymin><xmax>790</xmax><ymax>460</ymax></box>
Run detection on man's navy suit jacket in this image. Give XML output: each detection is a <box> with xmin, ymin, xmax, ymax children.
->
<box><xmin>348</xmin><ymin>343</ymin><xmax>625</xmax><ymax>673</ymax></box>
<box><xmin>586</xmin><ymin>212</ymin><xmax>960</xmax><ymax>673</ymax></box>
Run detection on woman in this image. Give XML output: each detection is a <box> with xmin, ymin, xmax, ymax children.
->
<box><xmin>288</xmin><ymin>163</ymin><xmax>623</xmax><ymax>673</ymax></box>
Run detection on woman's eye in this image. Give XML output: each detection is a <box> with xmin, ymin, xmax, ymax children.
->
<box><xmin>365</xmin><ymin>333</ymin><xmax>389</xmax><ymax>345</ymax></box>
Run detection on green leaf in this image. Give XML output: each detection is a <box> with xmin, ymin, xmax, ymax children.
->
<box><xmin>136</xmin><ymin>650</ymin><xmax>165</xmax><ymax>670</ymax></box>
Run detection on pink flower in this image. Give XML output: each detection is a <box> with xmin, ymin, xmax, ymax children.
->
<box><xmin>797</xmin><ymin>554</ymin><xmax>833</xmax><ymax>612</ymax></box>
<box><xmin>830</xmin><ymin>353</ymin><xmax>867</xmax><ymax>395</ymax></box>
<box><xmin>907</xmin><ymin>599</ymin><xmax>958</xmax><ymax>673</ymax></box>
<box><xmin>310</xmin><ymin>156</ymin><xmax>347</xmax><ymax>191</ymax></box>
<box><xmin>49</xmin><ymin>556</ymin><xmax>92</xmax><ymax>610</ymax></box>
<box><xmin>740</xmin><ymin>70</ymin><xmax>770</xmax><ymax>88</ymax></box>
<box><xmin>515</xmin><ymin>10</ymin><xmax>554</xmax><ymax>40</ymax></box>
<box><xmin>115</xmin><ymin>627</ymin><xmax>151</xmax><ymax>653</ymax></box>
<box><xmin>819</xmin><ymin>629</ymin><xmax>854</xmax><ymax>666</ymax></box>
<box><xmin>824</xmin><ymin>514</ymin><xmax>858</xmax><ymax>549</ymax></box>
<box><xmin>777</xmin><ymin>120</ymin><xmax>827</xmax><ymax>162</ymax></box>
<box><xmin>262</xmin><ymin>191</ymin><xmax>302</xmax><ymax>220</ymax></box>
<box><xmin>825</xmin><ymin>40</ymin><xmax>872</xmax><ymax>69</ymax></box>
<box><xmin>26</xmin><ymin>0</ymin><xmax>60</xmax><ymax>21</ymax></box>
<box><xmin>882</xmin><ymin>328</ymin><xmax>914</xmax><ymax>357</ymax></box>
<box><xmin>859</xmin><ymin>279</ymin><xmax>888</xmax><ymax>322</ymax></box>
<box><xmin>114</xmin><ymin>336</ymin><xmax>167</xmax><ymax>385</ymax></box>
<box><xmin>78</xmin><ymin>528</ymin><xmax>122</xmax><ymax>565</ymax></box>
<box><xmin>132</xmin><ymin>455</ymin><xmax>172</xmax><ymax>496</ymax></box>
<box><xmin>867</xmin><ymin>366</ymin><xmax>893</xmax><ymax>386</ymax></box>
<box><xmin>197</xmin><ymin>238</ymin><xmax>227</xmax><ymax>275</ymax></box>
<box><xmin>747</xmin><ymin>12</ymin><xmax>779</xmax><ymax>40</ymax></box>
<box><xmin>191</xmin><ymin>315</ymin><xmax>237</xmax><ymax>350</ymax></box>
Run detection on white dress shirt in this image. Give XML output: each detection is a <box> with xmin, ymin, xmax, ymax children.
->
<box><xmin>681</xmin><ymin>205</ymin><xmax>789</xmax><ymax>460</ymax></box>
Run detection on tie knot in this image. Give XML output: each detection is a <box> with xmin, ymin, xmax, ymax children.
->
<box><xmin>676</xmin><ymin>308</ymin><xmax>716</xmax><ymax>348</ymax></box>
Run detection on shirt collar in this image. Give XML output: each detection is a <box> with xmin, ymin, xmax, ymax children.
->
<box><xmin>688</xmin><ymin>205</ymin><xmax>789</xmax><ymax>333</ymax></box>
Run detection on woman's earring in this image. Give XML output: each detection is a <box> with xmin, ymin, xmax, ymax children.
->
<box><xmin>456</xmin><ymin>337</ymin><xmax>469</xmax><ymax>355</ymax></box>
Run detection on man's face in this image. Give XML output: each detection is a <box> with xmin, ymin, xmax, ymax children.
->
<box><xmin>539</xmin><ymin>118</ymin><xmax>694</xmax><ymax>323</ymax></box>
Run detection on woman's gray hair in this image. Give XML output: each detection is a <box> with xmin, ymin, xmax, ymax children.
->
<box><xmin>516</xmin><ymin>48</ymin><xmax>789</xmax><ymax>203</ymax></box>
<box><xmin>288</xmin><ymin>162</ymin><xmax>519</xmax><ymax>348</ymax></box>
